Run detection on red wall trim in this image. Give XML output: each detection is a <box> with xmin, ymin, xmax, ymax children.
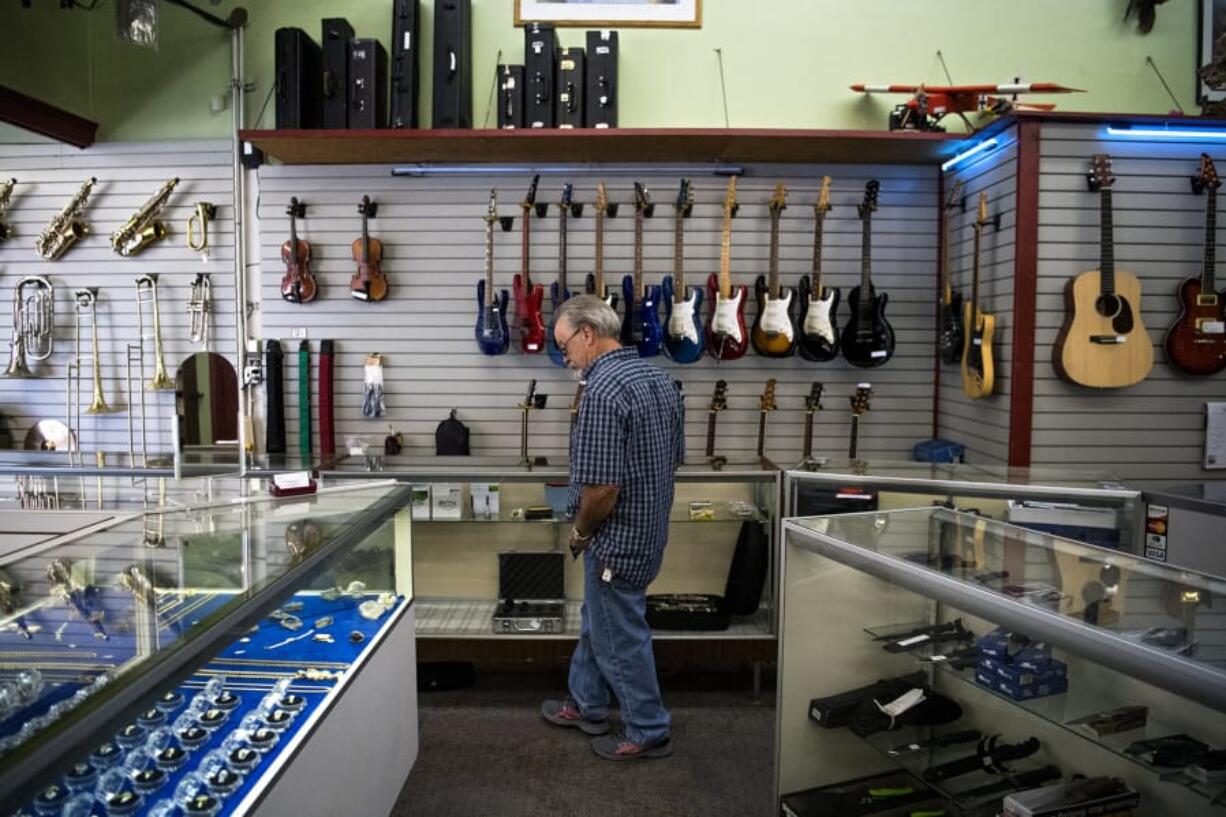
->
<box><xmin>0</xmin><ymin>86</ymin><xmax>97</xmax><ymax>149</ymax></box>
<box><xmin>1008</xmin><ymin>120</ymin><xmax>1040</xmax><ymax>468</ymax></box>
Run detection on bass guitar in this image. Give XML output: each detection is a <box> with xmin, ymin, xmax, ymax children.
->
<box><xmin>280</xmin><ymin>197</ymin><xmax>317</xmax><ymax>304</ymax></box>
<box><xmin>705</xmin><ymin>379</ymin><xmax>729</xmax><ymax>469</ymax></box>
<box><xmin>752</xmin><ymin>183</ymin><xmax>797</xmax><ymax>357</ymax></box>
<box><xmin>350</xmin><ymin>196</ymin><xmax>388</xmax><ymax>302</ymax></box>
<box><xmin>663</xmin><ymin>178</ymin><xmax>705</xmax><ymax>363</ymax></box>
<box><xmin>706</xmin><ymin>177</ymin><xmax>748</xmax><ymax>361</ymax></box>
<box><xmin>512</xmin><ymin>174</ymin><xmax>546</xmax><ymax>354</ymax></box>
<box><xmin>585</xmin><ymin>182</ymin><xmax>619</xmax><ymax>310</ymax></box>
<box><xmin>938</xmin><ymin>180</ymin><xmax>966</xmax><ymax>364</ymax></box>
<box><xmin>755</xmin><ymin>379</ymin><xmax>777</xmax><ymax>459</ymax></box>
<box><xmin>1053</xmin><ymin>154</ymin><xmax>1154</xmax><ymax>388</ymax></box>
<box><xmin>961</xmin><ymin>192</ymin><xmax>996</xmax><ymax>398</ymax></box>
<box><xmin>546</xmin><ymin>183</ymin><xmax>576</xmax><ymax>367</ymax></box>
<box><xmin>799</xmin><ymin>382</ymin><xmax>824</xmax><ymax>469</ymax></box>
<box><xmin>798</xmin><ymin>176</ymin><xmax>840</xmax><ymax>361</ymax></box>
<box><xmin>1165</xmin><ymin>153</ymin><xmax>1226</xmax><ymax>376</ymax></box>
<box><xmin>621</xmin><ymin>182</ymin><xmax>663</xmax><ymax>356</ymax></box>
<box><xmin>475</xmin><ymin>190</ymin><xmax>511</xmax><ymax>356</ymax></box>
<box><xmin>842</xmin><ymin>180</ymin><xmax>896</xmax><ymax>367</ymax></box>
<box><xmin>848</xmin><ymin>383</ymin><xmax>872</xmax><ymax>465</ymax></box>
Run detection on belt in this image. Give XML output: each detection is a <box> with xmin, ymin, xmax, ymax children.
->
<box><xmin>265</xmin><ymin>340</ymin><xmax>286</xmax><ymax>455</ymax></box>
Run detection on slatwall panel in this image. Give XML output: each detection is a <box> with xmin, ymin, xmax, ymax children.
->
<box><xmin>255</xmin><ymin>164</ymin><xmax>938</xmax><ymax>464</ymax></box>
<box><xmin>937</xmin><ymin>125</ymin><xmax>1020</xmax><ymax>465</ymax></box>
<box><xmin>1034</xmin><ymin>124</ymin><xmax>1224</xmax><ymax>484</ymax></box>
<box><xmin>0</xmin><ymin>140</ymin><xmax>236</xmax><ymax>455</ymax></box>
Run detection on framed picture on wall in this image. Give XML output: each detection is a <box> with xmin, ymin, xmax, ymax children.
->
<box><xmin>1199</xmin><ymin>0</ymin><xmax>1226</xmax><ymax>103</ymax></box>
<box><xmin>514</xmin><ymin>0</ymin><xmax>702</xmax><ymax>28</ymax></box>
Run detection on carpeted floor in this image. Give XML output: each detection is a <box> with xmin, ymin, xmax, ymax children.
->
<box><xmin>391</xmin><ymin>670</ymin><xmax>775</xmax><ymax>817</ymax></box>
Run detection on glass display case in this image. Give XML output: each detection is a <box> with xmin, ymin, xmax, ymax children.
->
<box><xmin>778</xmin><ymin>507</ymin><xmax>1226</xmax><ymax>817</ymax></box>
<box><xmin>0</xmin><ymin>478</ymin><xmax>414</xmax><ymax>817</ymax></box>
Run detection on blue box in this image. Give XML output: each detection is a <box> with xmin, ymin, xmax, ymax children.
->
<box><xmin>976</xmin><ymin>628</ymin><xmax>1052</xmax><ymax>670</ymax></box>
<box><xmin>975</xmin><ymin>667</ymin><xmax>1068</xmax><ymax>701</ymax></box>
<box><xmin>978</xmin><ymin>656</ymin><xmax>1068</xmax><ymax>687</ymax></box>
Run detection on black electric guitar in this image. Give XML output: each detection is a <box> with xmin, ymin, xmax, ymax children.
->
<box><xmin>705</xmin><ymin>380</ymin><xmax>729</xmax><ymax>470</ymax></box>
<box><xmin>938</xmin><ymin>180</ymin><xmax>966</xmax><ymax>364</ymax></box>
<box><xmin>842</xmin><ymin>181</ymin><xmax>896</xmax><ymax>367</ymax></box>
<box><xmin>848</xmin><ymin>383</ymin><xmax>873</xmax><ymax>467</ymax></box>
<box><xmin>800</xmin><ymin>382</ymin><xmax>824</xmax><ymax>468</ymax></box>
<box><xmin>755</xmin><ymin>379</ymin><xmax>777</xmax><ymax>459</ymax></box>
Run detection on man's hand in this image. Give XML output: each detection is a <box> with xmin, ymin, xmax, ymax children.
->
<box><xmin>569</xmin><ymin>526</ymin><xmax>592</xmax><ymax>558</ymax></box>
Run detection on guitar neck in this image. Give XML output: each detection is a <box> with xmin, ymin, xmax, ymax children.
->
<box><xmin>705</xmin><ymin>412</ymin><xmax>717</xmax><ymax>457</ymax></box>
<box><xmin>802</xmin><ymin>410</ymin><xmax>815</xmax><ymax>459</ymax></box>
<box><xmin>848</xmin><ymin>415</ymin><xmax>861</xmax><ymax>460</ymax></box>
<box><xmin>971</xmin><ymin>223</ymin><xmax>983</xmax><ymax>318</ymax></box>
<box><xmin>485</xmin><ymin>218</ymin><xmax>495</xmax><ymax>295</ymax></box>
<box><xmin>940</xmin><ymin>203</ymin><xmax>952</xmax><ymax>304</ymax></box>
<box><xmin>719</xmin><ymin>211</ymin><xmax>733</xmax><ymax>299</ymax></box>
<box><xmin>634</xmin><ymin>208</ymin><xmax>644</xmax><ymax>300</ymax></box>
<box><xmin>1100</xmin><ymin>187</ymin><xmax>1115</xmax><ymax>295</ymax></box>
<box><xmin>859</xmin><ymin>214</ymin><xmax>872</xmax><ymax>320</ymax></box>
<box><xmin>756</xmin><ymin>411</ymin><xmax>768</xmax><ymax>457</ymax></box>
<box><xmin>1205</xmin><ymin>187</ymin><xmax>1218</xmax><ymax>292</ymax></box>
<box><xmin>811</xmin><ymin>213</ymin><xmax>825</xmax><ymax>299</ymax></box>
<box><xmin>595</xmin><ymin>212</ymin><xmax>605</xmax><ymax>293</ymax></box>
<box><xmin>558</xmin><ymin>209</ymin><xmax>568</xmax><ymax>292</ymax></box>
<box><xmin>521</xmin><ymin>207</ymin><xmax>532</xmax><ymax>286</ymax></box>
<box><xmin>673</xmin><ymin>211</ymin><xmax>685</xmax><ymax>299</ymax></box>
<box><xmin>768</xmin><ymin>212</ymin><xmax>781</xmax><ymax>297</ymax></box>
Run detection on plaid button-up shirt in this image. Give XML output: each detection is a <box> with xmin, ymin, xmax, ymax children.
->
<box><xmin>569</xmin><ymin>348</ymin><xmax>685</xmax><ymax>588</ymax></box>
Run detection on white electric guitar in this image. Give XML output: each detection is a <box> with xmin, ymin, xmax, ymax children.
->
<box><xmin>705</xmin><ymin>177</ymin><xmax>748</xmax><ymax>361</ymax></box>
<box><xmin>751</xmin><ymin>183</ymin><xmax>796</xmax><ymax>357</ymax></box>
<box><xmin>798</xmin><ymin>176</ymin><xmax>841</xmax><ymax>361</ymax></box>
<box><xmin>662</xmin><ymin>179</ymin><xmax>705</xmax><ymax>363</ymax></box>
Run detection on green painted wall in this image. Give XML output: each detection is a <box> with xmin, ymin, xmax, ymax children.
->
<box><xmin>1</xmin><ymin>0</ymin><xmax>1201</xmax><ymax>141</ymax></box>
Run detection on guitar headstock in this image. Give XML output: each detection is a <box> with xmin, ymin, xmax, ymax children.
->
<box><xmin>560</xmin><ymin>183</ymin><xmax>574</xmax><ymax>210</ymax></box>
<box><xmin>522</xmin><ymin>174</ymin><xmax>541</xmax><ymax>210</ymax></box>
<box><xmin>814</xmin><ymin>176</ymin><xmax>833</xmax><ymax>216</ymax></box>
<box><xmin>485</xmin><ymin>189</ymin><xmax>498</xmax><ymax>221</ymax></box>
<box><xmin>675</xmin><ymin>178</ymin><xmax>693</xmax><ymax>213</ymax></box>
<box><xmin>850</xmin><ymin>383</ymin><xmax>873</xmax><ymax>416</ymax></box>
<box><xmin>723</xmin><ymin>177</ymin><xmax>738</xmax><ymax>216</ymax></box>
<box><xmin>595</xmin><ymin>182</ymin><xmax>609</xmax><ymax>215</ymax></box>
<box><xmin>858</xmin><ymin>180</ymin><xmax>879</xmax><ymax>220</ymax></box>
<box><xmin>709</xmin><ymin>380</ymin><xmax>728</xmax><ymax>412</ymax></box>
<box><xmin>358</xmin><ymin>195</ymin><xmax>377</xmax><ymax>219</ymax></box>
<box><xmin>944</xmin><ymin>179</ymin><xmax>964</xmax><ymax>210</ymax></box>
<box><xmin>769</xmin><ymin>183</ymin><xmax>788</xmax><ymax>214</ymax></box>
<box><xmin>804</xmin><ymin>382</ymin><xmax>824</xmax><ymax>413</ymax></box>
<box><xmin>1195</xmin><ymin>153</ymin><xmax>1221</xmax><ymax>194</ymax></box>
<box><xmin>976</xmin><ymin>191</ymin><xmax>989</xmax><ymax>227</ymax></box>
<box><xmin>758</xmin><ymin>379</ymin><xmax>777</xmax><ymax>412</ymax></box>
<box><xmin>287</xmin><ymin>197</ymin><xmax>305</xmax><ymax>219</ymax></box>
<box><xmin>1088</xmin><ymin>154</ymin><xmax>1115</xmax><ymax>191</ymax></box>
<box><xmin>634</xmin><ymin>182</ymin><xmax>651</xmax><ymax>212</ymax></box>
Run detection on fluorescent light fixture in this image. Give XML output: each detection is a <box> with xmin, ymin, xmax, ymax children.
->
<box><xmin>940</xmin><ymin>138</ymin><xmax>1000</xmax><ymax>173</ymax></box>
<box><xmin>392</xmin><ymin>163</ymin><xmax>744</xmax><ymax>177</ymax></box>
<box><xmin>1106</xmin><ymin>125</ymin><xmax>1226</xmax><ymax>140</ymax></box>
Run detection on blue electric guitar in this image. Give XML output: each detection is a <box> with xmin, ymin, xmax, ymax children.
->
<box><xmin>621</xmin><ymin>182</ymin><xmax>663</xmax><ymax>356</ymax></box>
<box><xmin>475</xmin><ymin>190</ymin><xmax>510</xmax><ymax>355</ymax></box>
<box><xmin>546</xmin><ymin>183</ymin><xmax>576</xmax><ymax>367</ymax></box>
<box><xmin>662</xmin><ymin>178</ymin><xmax>705</xmax><ymax>363</ymax></box>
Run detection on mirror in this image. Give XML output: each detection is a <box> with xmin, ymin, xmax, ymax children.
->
<box><xmin>176</xmin><ymin>352</ymin><xmax>238</xmax><ymax>450</ymax></box>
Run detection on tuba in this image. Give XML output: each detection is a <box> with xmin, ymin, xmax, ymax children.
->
<box><xmin>36</xmin><ymin>177</ymin><xmax>96</xmax><ymax>260</ymax></box>
<box><xmin>188</xmin><ymin>272</ymin><xmax>211</xmax><ymax>348</ymax></box>
<box><xmin>4</xmin><ymin>275</ymin><xmax>54</xmax><ymax>379</ymax></box>
<box><xmin>186</xmin><ymin>201</ymin><xmax>216</xmax><ymax>252</ymax></box>
<box><xmin>0</xmin><ymin>177</ymin><xmax>15</xmax><ymax>243</ymax></box>
<box><xmin>111</xmin><ymin>177</ymin><xmax>179</xmax><ymax>257</ymax></box>
<box><xmin>135</xmin><ymin>274</ymin><xmax>174</xmax><ymax>391</ymax></box>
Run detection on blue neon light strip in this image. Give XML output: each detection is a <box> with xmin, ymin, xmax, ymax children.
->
<box><xmin>1106</xmin><ymin>125</ymin><xmax>1226</xmax><ymax>140</ymax></box>
<box><xmin>941</xmin><ymin>138</ymin><xmax>1000</xmax><ymax>172</ymax></box>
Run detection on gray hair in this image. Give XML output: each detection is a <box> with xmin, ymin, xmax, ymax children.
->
<box><xmin>554</xmin><ymin>294</ymin><xmax>621</xmax><ymax>339</ymax></box>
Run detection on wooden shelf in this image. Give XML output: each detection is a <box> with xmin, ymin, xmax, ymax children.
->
<box><xmin>238</xmin><ymin>127</ymin><xmax>962</xmax><ymax>167</ymax></box>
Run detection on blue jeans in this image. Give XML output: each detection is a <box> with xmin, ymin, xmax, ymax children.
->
<box><xmin>567</xmin><ymin>552</ymin><xmax>670</xmax><ymax>745</ymax></box>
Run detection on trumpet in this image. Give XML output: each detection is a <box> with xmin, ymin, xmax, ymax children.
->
<box><xmin>4</xmin><ymin>275</ymin><xmax>54</xmax><ymax>379</ymax></box>
<box><xmin>36</xmin><ymin>177</ymin><xmax>96</xmax><ymax>260</ymax></box>
<box><xmin>0</xmin><ymin>177</ymin><xmax>15</xmax><ymax>243</ymax></box>
<box><xmin>72</xmin><ymin>288</ymin><xmax>113</xmax><ymax>416</ymax></box>
<box><xmin>188</xmin><ymin>272</ymin><xmax>211</xmax><ymax>348</ymax></box>
<box><xmin>135</xmin><ymin>274</ymin><xmax>174</xmax><ymax>391</ymax></box>
<box><xmin>111</xmin><ymin>177</ymin><xmax>179</xmax><ymax>257</ymax></box>
<box><xmin>187</xmin><ymin>201</ymin><xmax>216</xmax><ymax>252</ymax></box>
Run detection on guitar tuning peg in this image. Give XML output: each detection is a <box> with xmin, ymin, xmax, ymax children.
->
<box><xmin>991</xmin><ymin>212</ymin><xmax>1003</xmax><ymax>232</ymax></box>
<box><xmin>1085</xmin><ymin>172</ymin><xmax>1100</xmax><ymax>192</ymax></box>
<box><xmin>643</xmin><ymin>202</ymin><xmax>656</xmax><ymax>218</ymax></box>
<box><xmin>730</xmin><ymin>203</ymin><xmax>740</xmax><ymax>218</ymax></box>
<box><xmin>1191</xmin><ymin>175</ymin><xmax>1206</xmax><ymax>196</ymax></box>
<box><xmin>606</xmin><ymin>202</ymin><xmax>621</xmax><ymax>218</ymax></box>
<box><xmin>534</xmin><ymin>202</ymin><xmax>549</xmax><ymax>219</ymax></box>
<box><xmin>570</xmin><ymin>202</ymin><xmax>584</xmax><ymax>218</ymax></box>
<box><xmin>499</xmin><ymin>216</ymin><xmax>515</xmax><ymax>232</ymax></box>
<box><xmin>958</xmin><ymin>195</ymin><xmax>967</xmax><ymax>213</ymax></box>
<box><xmin>682</xmin><ymin>202</ymin><xmax>694</xmax><ymax>218</ymax></box>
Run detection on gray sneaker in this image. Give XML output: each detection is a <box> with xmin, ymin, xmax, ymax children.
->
<box><xmin>591</xmin><ymin>731</ymin><xmax>674</xmax><ymax>760</ymax></box>
<box><xmin>541</xmin><ymin>698</ymin><xmax>610</xmax><ymax>736</ymax></box>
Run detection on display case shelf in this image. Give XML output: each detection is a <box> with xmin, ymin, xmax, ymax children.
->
<box><xmin>415</xmin><ymin>500</ymin><xmax>767</xmax><ymax>525</ymax></box>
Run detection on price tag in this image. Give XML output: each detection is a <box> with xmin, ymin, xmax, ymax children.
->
<box><xmin>1203</xmin><ymin>320</ymin><xmax>1225</xmax><ymax>334</ymax></box>
<box><xmin>273</xmin><ymin>471</ymin><xmax>312</xmax><ymax>491</ymax></box>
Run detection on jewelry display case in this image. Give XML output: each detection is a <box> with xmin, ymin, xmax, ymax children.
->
<box><xmin>0</xmin><ymin>477</ymin><xmax>414</xmax><ymax>817</ymax></box>
<box><xmin>778</xmin><ymin>507</ymin><xmax>1226</xmax><ymax>816</ymax></box>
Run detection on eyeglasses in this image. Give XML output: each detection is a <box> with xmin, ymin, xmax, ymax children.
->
<box><xmin>554</xmin><ymin>326</ymin><xmax>586</xmax><ymax>358</ymax></box>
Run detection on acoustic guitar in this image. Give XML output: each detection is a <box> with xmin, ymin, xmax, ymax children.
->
<box><xmin>545</xmin><ymin>183</ymin><xmax>576</xmax><ymax>367</ymax></box>
<box><xmin>755</xmin><ymin>379</ymin><xmax>777</xmax><ymax>459</ymax></box>
<box><xmin>938</xmin><ymin>180</ymin><xmax>966</xmax><ymax>364</ymax></box>
<box><xmin>621</xmin><ymin>182</ymin><xmax>664</xmax><ymax>356</ymax></box>
<box><xmin>281</xmin><ymin>197</ymin><xmax>317</xmax><ymax>304</ymax></box>
<box><xmin>512</xmin><ymin>174</ymin><xmax>546</xmax><ymax>354</ymax></box>
<box><xmin>350</xmin><ymin>196</ymin><xmax>388</xmax><ymax>302</ymax></box>
<box><xmin>1053</xmin><ymin>154</ymin><xmax>1154</xmax><ymax>388</ymax></box>
<box><xmin>1165</xmin><ymin>153</ymin><xmax>1226</xmax><ymax>376</ymax></box>
<box><xmin>752</xmin><ymin>184</ymin><xmax>796</xmax><ymax>357</ymax></box>
<box><xmin>799</xmin><ymin>381</ymin><xmax>824</xmax><ymax>469</ymax></box>
<box><xmin>585</xmin><ymin>182</ymin><xmax>619</xmax><ymax>311</ymax></box>
<box><xmin>842</xmin><ymin>181</ymin><xmax>896</xmax><ymax>367</ymax></box>
<box><xmin>797</xmin><ymin>176</ymin><xmax>840</xmax><ymax>362</ymax></box>
<box><xmin>663</xmin><ymin>178</ymin><xmax>705</xmax><ymax>364</ymax></box>
<box><xmin>475</xmin><ymin>190</ymin><xmax>510</xmax><ymax>356</ymax></box>
<box><xmin>705</xmin><ymin>379</ymin><xmax>729</xmax><ymax>469</ymax></box>
<box><xmin>960</xmin><ymin>192</ymin><xmax>996</xmax><ymax>399</ymax></box>
<box><xmin>706</xmin><ymin>177</ymin><xmax>748</xmax><ymax>361</ymax></box>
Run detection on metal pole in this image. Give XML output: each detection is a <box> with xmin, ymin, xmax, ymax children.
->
<box><xmin>230</xmin><ymin>21</ymin><xmax>249</xmax><ymax>475</ymax></box>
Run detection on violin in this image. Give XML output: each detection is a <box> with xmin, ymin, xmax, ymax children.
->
<box><xmin>351</xmin><ymin>195</ymin><xmax>388</xmax><ymax>302</ymax></box>
<box><xmin>280</xmin><ymin>197</ymin><xmax>317</xmax><ymax>303</ymax></box>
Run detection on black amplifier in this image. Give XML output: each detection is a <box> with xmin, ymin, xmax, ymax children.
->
<box><xmin>524</xmin><ymin>22</ymin><xmax>558</xmax><ymax>128</ymax></box>
<box><xmin>348</xmin><ymin>38</ymin><xmax>388</xmax><ymax>129</ymax></box>
<box><xmin>390</xmin><ymin>0</ymin><xmax>420</xmax><ymax>128</ymax></box>
<box><xmin>321</xmin><ymin>17</ymin><xmax>354</xmax><ymax>129</ymax></box>
<box><xmin>585</xmin><ymin>30</ymin><xmax>618</xmax><ymax>128</ymax></box>
<box><xmin>274</xmin><ymin>27</ymin><xmax>323</xmax><ymax>129</ymax></box>
<box><xmin>497</xmin><ymin>64</ymin><xmax>526</xmax><ymax>130</ymax></box>
<box><xmin>555</xmin><ymin>47</ymin><xmax>585</xmax><ymax>129</ymax></box>
<box><xmin>432</xmin><ymin>0</ymin><xmax>472</xmax><ymax>128</ymax></box>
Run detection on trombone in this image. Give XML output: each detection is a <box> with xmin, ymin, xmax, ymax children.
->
<box><xmin>188</xmin><ymin>272</ymin><xmax>211</xmax><ymax>348</ymax></box>
<box><xmin>67</xmin><ymin>288</ymin><xmax>115</xmax><ymax>464</ymax></box>
<box><xmin>4</xmin><ymin>275</ymin><xmax>54</xmax><ymax>379</ymax></box>
<box><xmin>187</xmin><ymin>201</ymin><xmax>216</xmax><ymax>252</ymax></box>
<box><xmin>135</xmin><ymin>274</ymin><xmax>174</xmax><ymax>391</ymax></box>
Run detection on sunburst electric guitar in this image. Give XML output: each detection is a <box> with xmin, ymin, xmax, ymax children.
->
<box><xmin>1165</xmin><ymin>153</ymin><xmax>1226</xmax><ymax>376</ymax></box>
<box><xmin>1053</xmin><ymin>154</ymin><xmax>1154</xmax><ymax>388</ymax></box>
<box><xmin>798</xmin><ymin>176</ymin><xmax>840</xmax><ymax>361</ymax></box>
<box><xmin>960</xmin><ymin>192</ymin><xmax>996</xmax><ymax>398</ymax></box>
<box><xmin>585</xmin><ymin>182</ymin><xmax>619</xmax><ymax>312</ymax></box>
<box><xmin>621</xmin><ymin>182</ymin><xmax>663</xmax><ymax>356</ymax></box>
<box><xmin>663</xmin><ymin>178</ymin><xmax>705</xmax><ymax>363</ymax></box>
<box><xmin>752</xmin><ymin>184</ymin><xmax>796</xmax><ymax>357</ymax></box>
<box><xmin>706</xmin><ymin>177</ymin><xmax>748</xmax><ymax>361</ymax></box>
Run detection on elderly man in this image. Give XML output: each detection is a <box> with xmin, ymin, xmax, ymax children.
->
<box><xmin>540</xmin><ymin>294</ymin><xmax>685</xmax><ymax>760</ymax></box>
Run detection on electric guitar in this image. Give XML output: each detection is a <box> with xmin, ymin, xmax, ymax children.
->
<box><xmin>350</xmin><ymin>196</ymin><xmax>388</xmax><ymax>302</ymax></box>
<box><xmin>798</xmin><ymin>176</ymin><xmax>840</xmax><ymax>361</ymax></box>
<box><xmin>961</xmin><ymin>192</ymin><xmax>996</xmax><ymax>398</ymax></box>
<box><xmin>705</xmin><ymin>379</ymin><xmax>729</xmax><ymax>469</ymax></box>
<box><xmin>1165</xmin><ymin>153</ymin><xmax>1226</xmax><ymax>376</ymax></box>
<box><xmin>621</xmin><ymin>182</ymin><xmax>664</xmax><ymax>356</ymax></box>
<box><xmin>663</xmin><ymin>178</ymin><xmax>705</xmax><ymax>363</ymax></box>
<box><xmin>848</xmin><ymin>383</ymin><xmax>873</xmax><ymax>466</ymax></box>
<box><xmin>800</xmin><ymin>382</ymin><xmax>824</xmax><ymax>468</ymax></box>
<box><xmin>585</xmin><ymin>182</ymin><xmax>619</xmax><ymax>311</ymax></box>
<box><xmin>546</xmin><ymin>183</ymin><xmax>576</xmax><ymax>367</ymax></box>
<box><xmin>512</xmin><ymin>174</ymin><xmax>546</xmax><ymax>354</ymax></box>
<box><xmin>475</xmin><ymin>190</ymin><xmax>511</xmax><ymax>356</ymax></box>
<box><xmin>569</xmin><ymin>379</ymin><xmax>586</xmax><ymax>430</ymax></box>
<box><xmin>1053</xmin><ymin>154</ymin><xmax>1154</xmax><ymax>388</ymax></box>
<box><xmin>842</xmin><ymin>181</ymin><xmax>896</xmax><ymax>367</ymax></box>
<box><xmin>280</xmin><ymin>197</ymin><xmax>317</xmax><ymax>304</ymax></box>
<box><xmin>707</xmin><ymin>177</ymin><xmax>748</xmax><ymax>361</ymax></box>
<box><xmin>938</xmin><ymin>180</ymin><xmax>966</xmax><ymax>364</ymax></box>
<box><xmin>752</xmin><ymin>183</ymin><xmax>797</xmax><ymax>357</ymax></box>
<box><xmin>755</xmin><ymin>379</ymin><xmax>777</xmax><ymax>459</ymax></box>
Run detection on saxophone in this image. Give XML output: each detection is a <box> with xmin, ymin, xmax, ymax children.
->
<box><xmin>35</xmin><ymin>177</ymin><xmax>96</xmax><ymax>260</ymax></box>
<box><xmin>111</xmin><ymin>177</ymin><xmax>180</xmax><ymax>257</ymax></box>
<box><xmin>0</xmin><ymin>178</ymin><xmax>15</xmax><ymax>243</ymax></box>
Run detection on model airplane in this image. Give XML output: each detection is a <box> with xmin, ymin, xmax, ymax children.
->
<box><xmin>851</xmin><ymin>82</ymin><xmax>1082</xmax><ymax>132</ymax></box>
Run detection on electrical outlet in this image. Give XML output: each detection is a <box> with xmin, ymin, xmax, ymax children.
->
<box><xmin>290</xmin><ymin>327</ymin><xmax>308</xmax><ymax>339</ymax></box>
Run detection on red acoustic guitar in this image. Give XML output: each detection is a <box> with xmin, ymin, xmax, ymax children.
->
<box><xmin>1165</xmin><ymin>154</ymin><xmax>1226</xmax><ymax>376</ymax></box>
<box><xmin>280</xmin><ymin>197</ymin><xmax>317</xmax><ymax>304</ymax></box>
<box><xmin>511</xmin><ymin>174</ymin><xmax>546</xmax><ymax>353</ymax></box>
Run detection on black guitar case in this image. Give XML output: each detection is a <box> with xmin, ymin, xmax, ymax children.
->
<box><xmin>646</xmin><ymin>520</ymin><xmax>767</xmax><ymax>630</ymax></box>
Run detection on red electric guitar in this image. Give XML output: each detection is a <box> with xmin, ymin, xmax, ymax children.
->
<box><xmin>512</xmin><ymin>174</ymin><xmax>546</xmax><ymax>353</ymax></box>
<box><xmin>1165</xmin><ymin>154</ymin><xmax>1226</xmax><ymax>376</ymax></box>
